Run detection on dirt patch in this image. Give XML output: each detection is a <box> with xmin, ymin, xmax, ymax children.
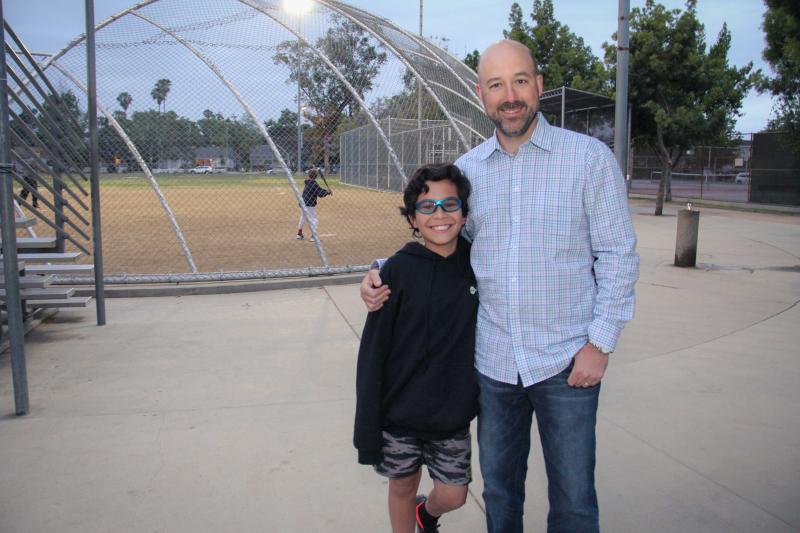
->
<box><xmin>18</xmin><ymin>178</ymin><xmax>413</xmax><ymax>275</ymax></box>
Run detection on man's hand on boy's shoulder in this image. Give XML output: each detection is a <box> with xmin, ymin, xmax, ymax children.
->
<box><xmin>361</xmin><ymin>268</ymin><xmax>390</xmax><ymax>312</ymax></box>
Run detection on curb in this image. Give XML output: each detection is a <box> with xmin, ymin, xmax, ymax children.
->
<box><xmin>72</xmin><ymin>273</ymin><xmax>365</xmax><ymax>298</ymax></box>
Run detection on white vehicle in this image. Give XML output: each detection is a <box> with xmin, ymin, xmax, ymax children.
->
<box><xmin>189</xmin><ymin>165</ymin><xmax>213</xmax><ymax>174</ymax></box>
<box><xmin>735</xmin><ymin>172</ymin><xmax>751</xmax><ymax>184</ymax></box>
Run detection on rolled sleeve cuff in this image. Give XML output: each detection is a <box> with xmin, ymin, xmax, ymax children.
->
<box><xmin>588</xmin><ymin>319</ymin><xmax>623</xmax><ymax>353</ymax></box>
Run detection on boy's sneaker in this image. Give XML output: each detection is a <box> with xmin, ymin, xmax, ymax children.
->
<box><xmin>415</xmin><ymin>495</ymin><xmax>439</xmax><ymax>532</ymax></box>
<box><xmin>295</xmin><ymin>234</ymin><xmax>304</xmax><ymax>240</ymax></box>
<box><xmin>309</xmin><ymin>237</ymin><xmax>317</xmax><ymax>242</ymax></box>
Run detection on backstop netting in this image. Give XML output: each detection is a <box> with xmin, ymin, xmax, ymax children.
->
<box><xmin>27</xmin><ymin>0</ymin><xmax>493</xmax><ymax>281</ymax></box>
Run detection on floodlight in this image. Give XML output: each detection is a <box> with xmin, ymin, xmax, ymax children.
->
<box><xmin>283</xmin><ymin>0</ymin><xmax>313</xmax><ymax>14</ymax></box>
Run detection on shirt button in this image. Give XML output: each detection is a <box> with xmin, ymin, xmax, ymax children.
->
<box><xmin>511</xmin><ymin>277</ymin><xmax>517</xmax><ymax>282</ymax></box>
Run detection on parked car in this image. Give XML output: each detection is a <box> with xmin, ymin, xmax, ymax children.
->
<box><xmin>735</xmin><ymin>172</ymin><xmax>751</xmax><ymax>184</ymax></box>
<box><xmin>189</xmin><ymin>165</ymin><xmax>213</xmax><ymax>174</ymax></box>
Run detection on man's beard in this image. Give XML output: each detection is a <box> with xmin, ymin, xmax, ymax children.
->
<box><xmin>489</xmin><ymin>101</ymin><xmax>539</xmax><ymax>138</ymax></box>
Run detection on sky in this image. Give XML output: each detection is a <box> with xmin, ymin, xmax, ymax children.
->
<box><xmin>3</xmin><ymin>0</ymin><xmax>776</xmax><ymax>134</ymax></box>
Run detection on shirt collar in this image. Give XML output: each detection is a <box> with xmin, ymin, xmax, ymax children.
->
<box><xmin>477</xmin><ymin>113</ymin><xmax>555</xmax><ymax>161</ymax></box>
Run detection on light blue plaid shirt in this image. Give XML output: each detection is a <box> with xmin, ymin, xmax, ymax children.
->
<box><xmin>456</xmin><ymin>116</ymin><xmax>639</xmax><ymax>387</ymax></box>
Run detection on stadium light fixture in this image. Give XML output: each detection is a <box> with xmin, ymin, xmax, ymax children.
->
<box><xmin>283</xmin><ymin>0</ymin><xmax>313</xmax><ymax>14</ymax></box>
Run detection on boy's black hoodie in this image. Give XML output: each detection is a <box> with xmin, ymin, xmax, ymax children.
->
<box><xmin>354</xmin><ymin>237</ymin><xmax>479</xmax><ymax>465</ymax></box>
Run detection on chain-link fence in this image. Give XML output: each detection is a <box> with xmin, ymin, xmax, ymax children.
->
<box><xmin>629</xmin><ymin>143</ymin><xmax>752</xmax><ymax>203</ymax></box>
<box><xmin>29</xmin><ymin>0</ymin><xmax>491</xmax><ymax>281</ymax></box>
<box><xmin>629</xmin><ymin>134</ymin><xmax>800</xmax><ymax>206</ymax></box>
<box><xmin>340</xmin><ymin>118</ymin><xmax>482</xmax><ymax>193</ymax></box>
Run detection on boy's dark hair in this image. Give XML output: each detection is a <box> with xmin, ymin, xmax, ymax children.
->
<box><xmin>400</xmin><ymin>163</ymin><xmax>471</xmax><ymax>238</ymax></box>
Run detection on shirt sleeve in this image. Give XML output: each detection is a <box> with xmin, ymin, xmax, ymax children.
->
<box><xmin>353</xmin><ymin>262</ymin><xmax>396</xmax><ymax>464</ymax></box>
<box><xmin>583</xmin><ymin>142</ymin><xmax>640</xmax><ymax>351</ymax></box>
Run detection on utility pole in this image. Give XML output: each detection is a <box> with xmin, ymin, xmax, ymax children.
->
<box><xmin>614</xmin><ymin>0</ymin><xmax>631</xmax><ymax>189</ymax></box>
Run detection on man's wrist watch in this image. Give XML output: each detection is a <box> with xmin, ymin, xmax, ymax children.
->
<box><xmin>589</xmin><ymin>341</ymin><xmax>613</xmax><ymax>355</ymax></box>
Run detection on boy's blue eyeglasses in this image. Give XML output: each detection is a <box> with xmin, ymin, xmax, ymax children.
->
<box><xmin>415</xmin><ymin>197</ymin><xmax>462</xmax><ymax>215</ymax></box>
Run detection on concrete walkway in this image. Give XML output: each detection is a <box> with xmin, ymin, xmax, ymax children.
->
<box><xmin>1</xmin><ymin>200</ymin><xmax>799</xmax><ymax>532</ymax></box>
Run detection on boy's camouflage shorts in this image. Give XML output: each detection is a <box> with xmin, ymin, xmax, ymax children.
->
<box><xmin>374</xmin><ymin>428</ymin><xmax>472</xmax><ymax>485</ymax></box>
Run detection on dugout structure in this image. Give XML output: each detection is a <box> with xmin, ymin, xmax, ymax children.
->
<box><xmin>24</xmin><ymin>0</ymin><xmax>502</xmax><ymax>281</ymax></box>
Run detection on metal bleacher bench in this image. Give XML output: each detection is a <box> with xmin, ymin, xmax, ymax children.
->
<box><xmin>1</xmin><ymin>252</ymin><xmax>83</xmax><ymax>263</ymax></box>
<box><xmin>1</xmin><ymin>217</ymin><xmax>93</xmax><ymax>312</ymax></box>
<box><xmin>0</xmin><ymin>256</ymin><xmax>93</xmax><ymax>310</ymax></box>
<box><xmin>0</xmin><ymin>236</ymin><xmax>57</xmax><ymax>249</ymax></box>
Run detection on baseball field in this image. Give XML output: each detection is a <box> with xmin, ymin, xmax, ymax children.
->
<box><xmin>18</xmin><ymin>172</ymin><xmax>412</xmax><ymax>276</ymax></box>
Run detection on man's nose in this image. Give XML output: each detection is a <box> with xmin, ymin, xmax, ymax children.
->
<box><xmin>503</xmin><ymin>83</ymin><xmax>517</xmax><ymax>101</ymax></box>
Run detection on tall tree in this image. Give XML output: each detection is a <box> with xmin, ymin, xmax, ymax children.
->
<box><xmin>504</xmin><ymin>1</ymin><xmax>611</xmax><ymax>94</ymax></box>
<box><xmin>463</xmin><ymin>50</ymin><xmax>480</xmax><ymax>73</ymax></box>
<box><xmin>606</xmin><ymin>0</ymin><xmax>754</xmax><ymax>215</ymax></box>
<box><xmin>760</xmin><ymin>0</ymin><xmax>800</xmax><ymax>152</ymax></box>
<box><xmin>150</xmin><ymin>79</ymin><xmax>171</xmax><ymax>113</ymax></box>
<box><xmin>116</xmin><ymin>92</ymin><xmax>133</xmax><ymax>116</ymax></box>
<box><xmin>273</xmin><ymin>15</ymin><xmax>387</xmax><ymax>173</ymax></box>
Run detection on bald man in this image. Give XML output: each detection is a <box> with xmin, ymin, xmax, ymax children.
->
<box><xmin>361</xmin><ymin>40</ymin><xmax>639</xmax><ymax>532</ymax></box>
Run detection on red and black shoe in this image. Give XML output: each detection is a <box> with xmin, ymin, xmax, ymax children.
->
<box><xmin>415</xmin><ymin>495</ymin><xmax>440</xmax><ymax>532</ymax></box>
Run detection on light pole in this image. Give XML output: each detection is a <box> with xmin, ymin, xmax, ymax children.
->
<box><xmin>283</xmin><ymin>0</ymin><xmax>313</xmax><ymax>172</ymax></box>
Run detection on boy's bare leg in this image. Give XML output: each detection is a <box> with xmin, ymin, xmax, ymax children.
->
<box><xmin>425</xmin><ymin>479</ymin><xmax>468</xmax><ymax>517</ymax></box>
<box><xmin>388</xmin><ymin>470</ymin><xmax>422</xmax><ymax>533</ymax></box>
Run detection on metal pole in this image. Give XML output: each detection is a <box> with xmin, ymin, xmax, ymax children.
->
<box><xmin>417</xmin><ymin>0</ymin><xmax>422</xmax><ymax>167</ymax></box>
<box><xmin>296</xmin><ymin>17</ymin><xmax>302</xmax><ymax>173</ymax></box>
<box><xmin>0</xmin><ymin>0</ymin><xmax>29</xmax><ymax>415</ymax></box>
<box><xmin>296</xmin><ymin>81</ymin><xmax>302</xmax><ymax>172</ymax></box>
<box><xmin>614</xmin><ymin>0</ymin><xmax>630</xmax><ymax>177</ymax></box>
<box><xmin>85</xmin><ymin>0</ymin><xmax>106</xmax><ymax>325</ymax></box>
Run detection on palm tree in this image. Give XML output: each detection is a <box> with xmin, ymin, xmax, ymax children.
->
<box><xmin>116</xmin><ymin>92</ymin><xmax>132</xmax><ymax>117</ymax></box>
<box><xmin>150</xmin><ymin>79</ymin><xmax>171</xmax><ymax>113</ymax></box>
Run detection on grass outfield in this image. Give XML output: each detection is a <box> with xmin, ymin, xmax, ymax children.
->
<box><xmin>18</xmin><ymin>172</ymin><xmax>412</xmax><ymax>276</ymax></box>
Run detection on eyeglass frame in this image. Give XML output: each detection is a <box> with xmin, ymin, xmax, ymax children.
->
<box><xmin>414</xmin><ymin>196</ymin><xmax>463</xmax><ymax>215</ymax></box>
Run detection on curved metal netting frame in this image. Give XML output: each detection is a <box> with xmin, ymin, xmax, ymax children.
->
<box><xmin>32</xmin><ymin>0</ymin><xmax>492</xmax><ymax>283</ymax></box>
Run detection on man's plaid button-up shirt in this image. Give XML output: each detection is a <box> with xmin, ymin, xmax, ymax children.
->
<box><xmin>456</xmin><ymin>116</ymin><xmax>639</xmax><ymax>387</ymax></box>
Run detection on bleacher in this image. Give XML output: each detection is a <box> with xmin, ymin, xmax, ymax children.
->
<box><xmin>1</xmin><ymin>216</ymin><xmax>93</xmax><ymax>316</ymax></box>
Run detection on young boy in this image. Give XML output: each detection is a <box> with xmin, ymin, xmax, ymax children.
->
<box><xmin>354</xmin><ymin>164</ymin><xmax>478</xmax><ymax>532</ymax></box>
<box><xmin>295</xmin><ymin>168</ymin><xmax>332</xmax><ymax>241</ymax></box>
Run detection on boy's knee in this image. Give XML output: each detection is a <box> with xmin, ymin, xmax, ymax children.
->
<box><xmin>433</xmin><ymin>485</ymin><xmax>468</xmax><ymax>512</ymax></box>
<box><xmin>388</xmin><ymin>473</ymin><xmax>420</xmax><ymax>497</ymax></box>
<box><xmin>445</xmin><ymin>489</ymin><xmax>468</xmax><ymax>510</ymax></box>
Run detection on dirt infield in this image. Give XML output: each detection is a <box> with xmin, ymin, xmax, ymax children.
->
<box><xmin>19</xmin><ymin>174</ymin><xmax>413</xmax><ymax>276</ymax></box>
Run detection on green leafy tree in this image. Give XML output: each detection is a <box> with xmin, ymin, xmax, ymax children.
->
<box><xmin>605</xmin><ymin>0</ymin><xmax>754</xmax><ymax>215</ymax></box>
<box><xmin>150</xmin><ymin>79</ymin><xmax>171</xmax><ymax>113</ymax></box>
<box><xmin>370</xmin><ymin>69</ymin><xmax>446</xmax><ymax>121</ymax></box>
<box><xmin>197</xmin><ymin>110</ymin><xmax>263</xmax><ymax>169</ymax></box>
<box><xmin>504</xmin><ymin>1</ymin><xmax>611</xmax><ymax>94</ymax></box>
<box><xmin>116</xmin><ymin>92</ymin><xmax>133</xmax><ymax>116</ymax></box>
<box><xmin>760</xmin><ymin>0</ymin><xmax>800</xmax><ymax>152</ymax></box>
<box><xmin>273</xmin><ymin>15</ymin><xmax>387</xmax><ymax>173</ymax></box>
<box><xmin>464</xmin><ymin>50</ymin><xmax>480</xmax><ymax>73</ymax></box>
<box><xmin>264</xmin><ymin>108</ymin><xmax>312</xmax><ymax>170</ymax></box>
<box><xmin>124</xmin><ymin>110</ymin><xmax>200</xmax><ymax>169</ymax></box>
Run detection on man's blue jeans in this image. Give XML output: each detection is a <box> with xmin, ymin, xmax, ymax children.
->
<box><xmin>478</xmin><ymin>365</ymin><xmax>600</xmax><ymax>533</ymax></box>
